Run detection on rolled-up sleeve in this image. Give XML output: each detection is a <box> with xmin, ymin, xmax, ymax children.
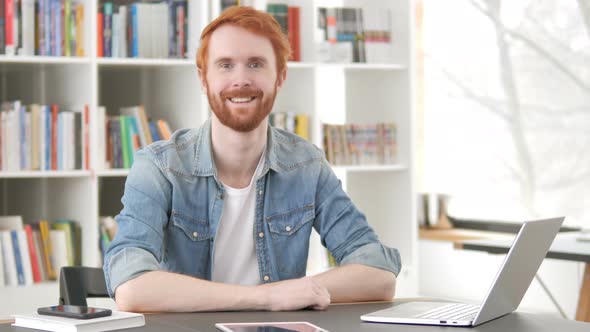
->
<box><xmin>103</xmin><ymin>148</ymin><xmax>172</xmax><ymax>297</ymax></box>
<box><xmin>314</xmin><ymin>158</ymin><xmax>402</xmax><ymax>276</ymax></box>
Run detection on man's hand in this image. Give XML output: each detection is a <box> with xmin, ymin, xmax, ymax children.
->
<box><xmin>259</xmin><ymin>276</ymin><xmax>331</xmax><ymax>311</ymax></box>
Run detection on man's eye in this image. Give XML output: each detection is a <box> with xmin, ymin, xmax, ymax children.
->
<box><xmin>220</xmin><ymin>63</ymin><xmax>233</xmax><ymax>70</ymax></box>
<box><xmin>249</xmin><ymin>62</ymin><xmax>263</xmax><ymax>69</ymax></box>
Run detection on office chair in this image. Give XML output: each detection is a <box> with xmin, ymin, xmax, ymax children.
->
<box><xmin>59</xmin><ymin>266</ymin><xmax>109</xmax><ymax>306</ymax></box>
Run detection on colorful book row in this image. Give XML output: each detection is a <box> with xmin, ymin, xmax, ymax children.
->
<box><xmin>0</xmin><ymin>216</ymin><xmax>80</xmax><ymax>287</ymax></box>
<box><xmin>0</xmin><ymin>0</ymin><xmax>85</xmax><ymax>56</ymax></box>
<box><xmin>317</xmin><ymin>7</ymin><xmax>393</xmax><ymax>63</ymax></box>
<box><xmin>0</xmin><ymin>101</ymin><xmax>89</xmax><ymax>172</ymax></box>
<box><xmin>98</xmin><ymin>0</ymin><xmax>188</xmax><ymax>58</ymax></box>
<box><xmin>96</xmin><ymin>105</ymin><xmax>172</xmax><ymax>170</ymax></box>
<box><xmin>323</xmin><ymin>122</ymin><xmax>397</xmax><ymax>166</ymax></box>
<box><xmin>269</xmin><ymin>112</ymin><xmax>309</xmax><ymax>140</ymax></box>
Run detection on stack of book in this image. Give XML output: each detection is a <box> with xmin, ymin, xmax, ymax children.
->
<box><xmin>98</xmin><ymin>0</ymin><xmax>188</xmax><ymax>58</ymax></box>
<box><xmin>0</xmin><ymin>216</ymin><xmax>81</xmax><ymax>286</ymax></box>
<box><xmin>266</xmin><ymin>3</ymin><xmax>300</xmax><ymax>62</ymax></box>
<box><xmin>215</xmin><ymin>1</ymin><xmax>301</xmax><ymax>62</ymax></box>
<box><xmin>269</xmin><ymin>112</ymin><xmax>309</xmax><ymax>140</ymax></box>
<box><xmin>1</xmin><ymin>0</ymin><xmax>86</xmax><ymax>56</ymax></box>
<box><xmin>96</xmin><ymin>105</ymin><xmax>173</xmax><ymax>169</ymax></box>
<box><xmin>316</xmin><ymin>6</ymin><xmax>392</xmax><ymax>63</ymax></box>
<box><xmin>0</xmin><ymin>101</ymin><xmax>90</xmax><ymax>171</ymax></box>
<box><xmin>323</xmin><ymin>122</ymin><xmax>397</xmax><ymax>166</ymax></box>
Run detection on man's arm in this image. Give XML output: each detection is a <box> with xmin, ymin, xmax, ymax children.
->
<box><xmin>312</xmin><ymin>264</ymin><xmax>396</xmax><ymax>303</ymax></box>
<box><xmin>115</xmin><ymin>270</ymin><xmax>330</xmax><ymax>312</ymax></box>
<box><xmin>312</xmin><ymin>157</ymin><xmax>402</xmax><ymax>303</ymax></box>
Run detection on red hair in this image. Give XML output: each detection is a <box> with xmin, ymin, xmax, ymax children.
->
<box><xmin>196</xmin><ymin>6</ymin><xmax>291</xmax><ymax>77</ymax></box>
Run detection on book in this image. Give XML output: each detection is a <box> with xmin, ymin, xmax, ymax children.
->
<box><xmin>16</xmin><ymin>230</ymin><xmax>34</xmax><ymax>285</ymax></box>
<box><xmin>0</xmin><ymin>234</ymin><xmax>4</xmax><ymax>286</ymax></box>
<box><xmin>1</xmin><ymin>231</ymin><xmax>18</xmax><ymax>286</ymax></box>
<box><xmin>50</xmin><ymin>229</ymin><xmax>69</xmax><ymax>276</ymax></box>
<box><xmin>0</xmin><ymin>215</ymin><xmax>24</xmax><ymax>230</ymax></box>
<box><xmin>13</xmin><ymin>310</ymin><xmax>145</xmax><ymax>332</ymax></box>
<box><xmin>38</xmin><ymin>219</ymin><xmax>57</xmax><ymax>280</ymax></box>
<box><xmin>24</xmin><ymin>225</ymin><xmax>42</xmax><ymax>283</ymax></box>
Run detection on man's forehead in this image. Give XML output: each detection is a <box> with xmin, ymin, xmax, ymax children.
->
<box><xmin>208</xmin><ymin>25</ymin><xmax>274</xmax><ymax>55</ymax></box>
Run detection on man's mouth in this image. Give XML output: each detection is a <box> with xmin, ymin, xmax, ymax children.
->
<box><xmin>228</xmin><ymin>96</ymin><xmax>257</xmax><ymax>104</ymax></box>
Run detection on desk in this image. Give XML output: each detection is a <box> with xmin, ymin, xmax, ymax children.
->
<box><xmin>3</xmin><ymin>302</ymin><xmax>589</xmax><ymax>332</ymax></box>
<box><xmin>455</xmin><ymin>232</ymin><xmax>590</xmax><ymax>322</ymax></box>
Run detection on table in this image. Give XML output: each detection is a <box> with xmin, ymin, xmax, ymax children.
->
<box><xmin>2</xmin><ymin>301</ymin><xmax>590</xmax><ymax>332</ymax></box>
<box><xmin>455</xmin><ymin>232</ymin><xmax>590</xmax><ymax>322</ymax></box>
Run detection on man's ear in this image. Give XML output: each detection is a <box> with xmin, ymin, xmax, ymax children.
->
<box><xmin>276</xmin><ymin>69</ymin><xmax>287</xmax><ymax>89</ymax></box>
<box><xmin>198</xmin><ymin>68</ymin><xmax>207</xmax><ymax>94</ymax></box>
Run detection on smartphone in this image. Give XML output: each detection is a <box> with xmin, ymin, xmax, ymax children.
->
<box><xmin>37</xmin><ymin>305</ymin><xmax>112</xmax><ymax>320</ymax></box>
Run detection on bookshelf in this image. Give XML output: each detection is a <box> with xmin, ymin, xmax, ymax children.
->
<box><xmin>0</xmin><ymin>0</ymin><xmax>416</xmax><ymax>314</ymax></box>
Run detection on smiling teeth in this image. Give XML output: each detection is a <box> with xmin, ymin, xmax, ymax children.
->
<box><xmin>230</xmin><ymin>97</ymin><xmax>254</xmax><ymax>103</ymax></box>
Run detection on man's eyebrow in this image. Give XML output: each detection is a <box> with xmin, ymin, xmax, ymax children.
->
<box><xmin>213</xmin><ymin>57</ymin><xmax>234</xmax><ymax>65</ymax></box>
<box><xmin>249</xmin><ymin>56</ymin><xmax>268</xmax><ymax>63</ymax></box>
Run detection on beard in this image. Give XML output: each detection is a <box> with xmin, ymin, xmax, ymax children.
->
<box><xmin>206</xmin><ymin>82</ymin><xmax>278</xmax><ymax>132</ymax></box>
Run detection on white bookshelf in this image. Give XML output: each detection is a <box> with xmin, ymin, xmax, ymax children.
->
<box><xmin>0</xmin><ymin>0</ymin><xmax>416</xmax><ymax>314</ymax></box>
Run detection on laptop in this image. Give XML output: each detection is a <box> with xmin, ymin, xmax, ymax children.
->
<box><xmin>361</xmin><ymin>217</ymin><xmax>564</xmax><ymax>327</ymax></box>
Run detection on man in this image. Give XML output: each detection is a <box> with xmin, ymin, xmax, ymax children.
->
<box><xmin>104</xmin><ymin>6</ymin><xmax>401</xmax><ymax>312</ymax></box>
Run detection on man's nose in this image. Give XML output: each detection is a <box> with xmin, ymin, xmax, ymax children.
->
<box><xmin>231</xmin><ymin>66</ymin><xmax>253</xmax><ymax>88</ymax></box>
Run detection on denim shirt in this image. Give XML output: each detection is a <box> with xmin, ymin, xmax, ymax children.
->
<box><xmin>103</xmin><ymin>119</ymin><xmax>402</xmax><ymax>297</ymax></box>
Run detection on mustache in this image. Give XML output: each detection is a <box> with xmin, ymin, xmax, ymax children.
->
<box><xmin>220</xmin><ymin>87</ymin><xmax>263</xmax><ymax>99</ymax></box>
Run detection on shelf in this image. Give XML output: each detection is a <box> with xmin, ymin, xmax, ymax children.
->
<box><xmin>287</xmin><ymin>62</ymin><xmax>315</xmax><ymax>69</ymax></box>
<box><xmin>97</xmin><ymin>57</ymin><xmax>194</xmax><ymax>67</ymax></box>
<box><xmin>0</xmin><ymin>55</ymin><xmax>91</xmax><ymax>65</ymax></box>
<box><xmin>96</xmin><ymin>169</ymin><xmax>130</xmax><ymax>177</ymax></box>
<box><xmin>316</xmin><ymin>63</ymin><xmax>406</xmax><ymax>71</ymax></box>
<box><xmin>332</xmin><ymin>164</ymin><xmax>408</xmax><ymax>172</ymax></box>
<box><xmin>0</xmin><ymin>171</ymin><xmax>91</xmax><ymax>179</ymax></box>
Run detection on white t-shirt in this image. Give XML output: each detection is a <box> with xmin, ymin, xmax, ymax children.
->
<box><xmin>212</xmin><ymin>150</ymin><xmax>265</xmax><ymax>285</ymax></box>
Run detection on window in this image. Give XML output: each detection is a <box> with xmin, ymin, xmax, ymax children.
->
<box><xmin>420</xmin><ymin>0</ymin><xmax>590</xmax><ymax>226</ymax></box>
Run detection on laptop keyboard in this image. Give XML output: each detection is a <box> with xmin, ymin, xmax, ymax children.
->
<box><xmin>416</xmin><ymin>303</ymin><xmax>480</xmax><ymax>321</ymax></box>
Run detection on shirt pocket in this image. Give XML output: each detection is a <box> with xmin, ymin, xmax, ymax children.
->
<box><xmin>267</xmin><ymin>204</ymin><xmax>315</xmax><ymax>236</ymax></box>
<box><xmin>171</xmin><ymin>211</ymin><xmax>211</xmax><ymax>242</ymax></box>
<box><xmin>266</xmin><ymin>204</ymin><xmax>315</xmax><ymax>279</ymax></box>
<box><xmin>166</xmin><ymin>211</ymin><xmax>211</xmax><ymax>277</ymax></box>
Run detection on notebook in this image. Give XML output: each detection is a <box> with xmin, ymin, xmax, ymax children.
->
<box><xmin>361</xmin><ymin>217</ymin><xmax>564</xmax><ymax>327</ymax></box>
<box><xmin>12</xmin><ymin>310</ymin><xmax>145</xmax><ymax>332</ymax></box>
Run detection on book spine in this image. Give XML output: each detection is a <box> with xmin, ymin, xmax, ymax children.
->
<box><xmin>5</xmin><ymin>0</ymin><xmax>14</xmax><ymax>54</ymax></box>
<box><xmin>1</xmin><ymin>232</ymin><xmax>18</xmax><ymax>286</ymax></box>
<box><xmin>0</xmin><ymin>0</ymin><xmax>5</xmax><ymax>54</ymax></box>
<box><xmin>74</xmin><ymin>2</ymin><xmax>83</xmax><ymax>56</ymax></box>
<box><xmin>119</xmin><ymin>115</ymin><xmax>129</xmax><ymax>168</ymax></box>
<box><xmin>39</xmin><ymin>220</ymin><xmax>56</xmax><ymax>280</ymax></box>
<box><xmin>148</xmin><ymin>121</ymin><xmax>160</xmax><ymax>142</ymax></box>
<box><xmin>96</xmin><ymin>11</ymin><xmax>103</xmax><ymax>57</ymax></box>
<box><xmin>51</xmin><ymin>104</ymin><xmax>57</xmax><ymax>170</ymax></box>
<box><xmin>19</xmin><ymin>105</ymin><xmax>25</xmax><ymax>170</ymax></box>
<box><xmin>24</xmin><ymin>225</ymin><xmax>42</xmax><ymax>283</ymax></box>
<box><xmin>63</xmin><ymin>0</ymin><xmax>70</xmax><ymax>56</ymax></box>
<box><xmin>16</xmin><ymin>230</ymin><xmax>33</xmax><ymax>285</ymax></box>
<box><xmin>130</xmin><ymin>3</ymin><xmax>137</xmax><ymax>57</ymax></box>
<box><xmin>83</xmin><ymin>104</ymin><xmax>89</xmax><ymax>170</ymax></box>
<box><xmin>103</xmin><ymin>2</ymin><xmax>112</xmax><ymax>57</ymax></box>
<box><xmin>10</xmin><ymin>230</ymin><xmax>25</xmax><ymax>285</ymax></box>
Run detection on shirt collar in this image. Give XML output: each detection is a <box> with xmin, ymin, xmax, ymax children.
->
<box><xmin>192</xmin><ymin>118</ymin><xmax>281</xmax><ymax>177</ymax></box>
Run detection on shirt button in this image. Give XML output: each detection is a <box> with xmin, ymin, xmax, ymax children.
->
<box><xmin>259</xmin><ymin>190</ymin><xmax>263</xmax><ymax>195</ymax></box>
<box><xmin>219</xmin><ymin>193</ymin><xmax>224</xmax><ymax>199</ymax></box>
<box><xmin>192</xmin><ymin>231</ymin><xmax>198</xmax><ymax>238</ymax></box>
<box><xmin>263</xmin><ymin>275</ymin><xmax>270</xmax><ymax>282</ymax></box>
<box><xmin>258</xmin><ymin>232</ymin><xmax>264</xmax><ymax>238</ymax></box>
<box><xmin>285</xmin><ymin>226</ymin><xmax>291</xmax><ymax>232</ymax></box>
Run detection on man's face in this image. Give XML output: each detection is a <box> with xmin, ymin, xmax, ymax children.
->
<box><xmin>200</xmin><ymin>25</ymin><xmax>285</xmax><ymax>132</ymax></box>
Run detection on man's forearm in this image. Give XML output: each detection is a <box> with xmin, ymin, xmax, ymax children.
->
<box><xmin>115</xmin><ymin>270</ymin><xmax>267</xmax><ymax>312</ymax></box>
<box><xmin>312</xmin><ymin>264</ymin><xmax>396</xmax><ymax>303</ymax></box>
